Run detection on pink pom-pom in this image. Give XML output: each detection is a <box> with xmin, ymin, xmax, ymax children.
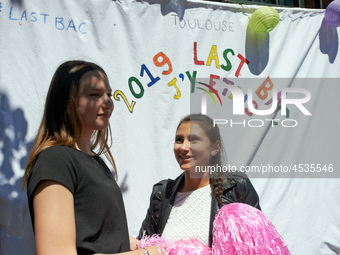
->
<box><xmin>138</xmin><ymin>233</ymin><xmax>170</xmax><ymax>251</ymax></box>
<box><xmin>139</xmin><ymin>232</ymin><xmax>212</xmax><ymax>255</ymax></box>
<box><xmin>165</xmin><ymin>239</ymin><xmax>212</xmax><ymax>255</ymax></box>
<box><xmin>212</xmin><ymin>203</ymin><xmax>291</xmax><ymax>255</ymax></box>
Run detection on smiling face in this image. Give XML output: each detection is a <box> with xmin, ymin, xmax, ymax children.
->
<box><xmin>174</xmin><ymin>121</ymin><xmax>220</xmax><ymax>171</ymax></box>
<box><xmin>77</xmin><ymin>70</ymin><xmax>114</xmax><ymax>136</ymax></box>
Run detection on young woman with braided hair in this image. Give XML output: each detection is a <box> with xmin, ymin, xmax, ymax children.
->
<box><xmin>138</xmin><ymin>113</ymin><xmax>261</xmax><ymax>247</ymax></box>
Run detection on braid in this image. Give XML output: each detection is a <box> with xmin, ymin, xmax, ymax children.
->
<box><xmin>211</xmin><ymin>177</ymin><xmax>224</xmax><ymax>208</ymax></box>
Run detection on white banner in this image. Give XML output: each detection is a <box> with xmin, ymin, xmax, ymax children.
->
<box><xmin>1</xmin><ymin>0</ymin><xmax>339</xmax><ymax>254</ymax></box>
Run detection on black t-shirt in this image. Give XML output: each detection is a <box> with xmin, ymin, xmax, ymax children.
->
<box><xmin>27</xmin><ymin>146</ymin><xmax>130</xmax><ymax>254</ymax></box>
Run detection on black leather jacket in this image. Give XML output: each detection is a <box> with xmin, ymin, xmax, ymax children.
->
<box><xmin>138</xmin><ymin>172</ymin><xmax>261</xmax><ymax>246</ymax></box>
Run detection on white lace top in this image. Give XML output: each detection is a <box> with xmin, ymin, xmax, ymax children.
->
<box><xmin>161</xmin><ymin>184</ymin><xmax>212</xmax><ymax>246</ymax></box>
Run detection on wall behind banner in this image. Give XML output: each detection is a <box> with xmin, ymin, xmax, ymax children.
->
<box><xmin>1</xmin><ymin>0</ymin><xmax>340</xmax><ymax>254</ymax></box>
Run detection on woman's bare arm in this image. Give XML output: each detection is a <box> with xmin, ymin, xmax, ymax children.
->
<box><xmin>33</xmin><ymin>180</ymin><xmax>77</xmax><ymax>255</ymax></box>
<box><xmin>33</xmin><ymin>181</ymin><xmax>161</xmax><ymax>255</ymax></box>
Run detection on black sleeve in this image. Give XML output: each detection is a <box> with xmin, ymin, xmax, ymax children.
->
<box><xmin>27</xmin><ymin>146</ymin><xmax>79</xmax><ymax>201</ymax></box>
<box><xmin>239</xmin><ymin>177</ymin><xmax>261</xmax><ymax>210</ymax></box>
<box><xmin>138</xmin><ymin>180</ymin><xmax>167</xmax><ymax>239</ymax></box>
<box><xmin>222</xmin><ymin>173</ymin><xmax>261</xmax><ymax>210</ymax></box>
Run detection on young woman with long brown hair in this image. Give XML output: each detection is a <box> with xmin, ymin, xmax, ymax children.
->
<box><xmin>23</xmin><ymin>60</ymin><xmax>162</xmax><ymax>255</ymax></box>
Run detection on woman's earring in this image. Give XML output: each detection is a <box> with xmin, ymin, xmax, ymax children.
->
<box><xmin>211</xmin><ymin>151</ymin><xmax>217</xmax><ymax>156</ymax></box>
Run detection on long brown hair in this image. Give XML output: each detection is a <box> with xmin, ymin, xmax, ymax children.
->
<box><xmin>177</xmin><ymin>113</ymin><xmax>226</xmax><ymax>207</ymax></box>
<box><xmin>23</xmin><ymin>60</ymin><xmax>117</xmax><ymax>189</ymax></box>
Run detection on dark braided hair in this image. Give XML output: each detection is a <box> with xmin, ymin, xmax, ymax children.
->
<box><xmin>177</xmin><ymin>114</ymin><xmax>226</xmax><ymax>208</ymax></box>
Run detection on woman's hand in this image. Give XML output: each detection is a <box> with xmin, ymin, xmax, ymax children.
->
<box><xmin>129</xmin><ymin>236</ymin><xmax>141</xmax><ymax>251</ymax></box>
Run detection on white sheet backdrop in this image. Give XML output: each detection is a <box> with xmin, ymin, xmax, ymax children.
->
<box><xmin>1</xmin><ymin>0</ymin><xmax>340</xmax><ymax>254</ymax></box>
